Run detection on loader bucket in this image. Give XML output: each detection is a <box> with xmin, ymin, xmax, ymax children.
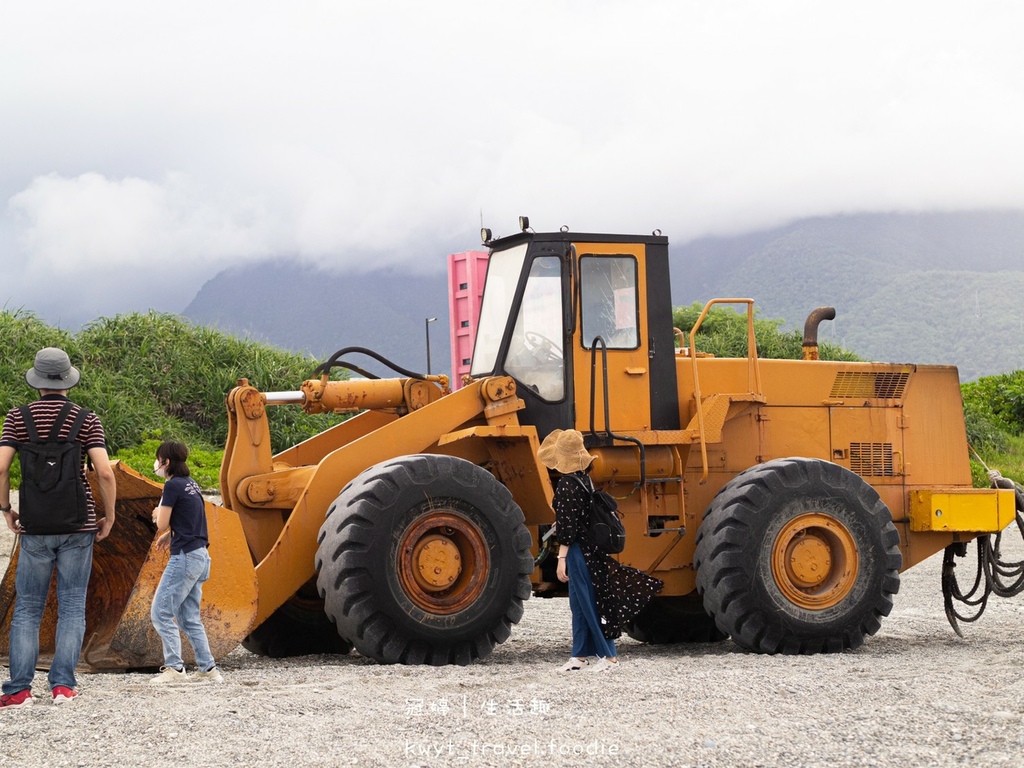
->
<box><xmin>0</xmin><ymin>461</ymin><xmax>258</xmax><ymax>670</ymax></box>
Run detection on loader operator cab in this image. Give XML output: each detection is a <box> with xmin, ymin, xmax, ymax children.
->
<box><xmin>471</xmin><ymin>227</ymin><xmax>679</xmax><ymax>440</ymax></box>
<box><xmin>470</xmin><ymin>238</ymin><xmax>568</xmax><ymax>437</ymax></box>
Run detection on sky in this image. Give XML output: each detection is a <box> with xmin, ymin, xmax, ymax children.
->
<box><xmin>3</xmin><ymin>1</ymin><xmax>1024</xmax><ymax>328</ymax></box>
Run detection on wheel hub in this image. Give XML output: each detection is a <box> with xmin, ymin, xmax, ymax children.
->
<box><xmin>772</xmin><ymin>513</ymin><xmax>858</xmax><ymax>609</ymax></box>
<box><xmin>786</xmin><ymin>534</ymin><xmax>832</xmax><ymax>588</ymax></box>
<box><xmin>397</xmin><ymin>509</ymin><xmax>489</xmax><ymax>615</ymax></box>
<box><xmin>412</xmin><ymin>535</ymin><xmax>462</xmax><ymax>591</ymax></box>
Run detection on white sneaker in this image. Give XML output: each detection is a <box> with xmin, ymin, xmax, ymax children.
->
<box><xmin>559</xmin><ymin>657</ymin><xmax>589</xmax><ymax>672</ymax></box>
<box><xmin>194</xmin><ymin>667</ymin><xmax>224</xmax><ymax>683</ymax></box>
<box><xmin>590</xmin><ymin>657</ymin><xmax>619</xmax><ymax>673</ymax></box>
<box><xmin>150</xmin><ymin>666</ymin><xmax>188</xmax><ymax>684</ymax></box>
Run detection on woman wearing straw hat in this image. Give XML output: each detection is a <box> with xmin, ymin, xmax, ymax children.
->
<box><xmin>539</xmin><ymin>429</ymin><xmax>662</xmax><ymax>673</ymax></box>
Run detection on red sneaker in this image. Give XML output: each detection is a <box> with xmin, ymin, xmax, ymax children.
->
<box><xmin>0</xmin><ymin>689</ymin><xmax>33</xmax><ymax>709</ymax></box>
<box><xmin>52</xmin><ymin>686</ymin><xmax>78</xmax><ymax>705</ymax></box>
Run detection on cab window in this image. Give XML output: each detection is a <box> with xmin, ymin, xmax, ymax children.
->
<box><xmin>580</xmin><ymin>255</ymin><xmax>639</xmax><ymax>349</ymax></box>
<box><xmin>504</xmin><ymin>256</ymin><xmax>564</xmax><ymax>401</ymax></box>
<box><xmin>471</xmin><ymin>243</ymin><xmax>528</xmax><ymax>376</ymax></box>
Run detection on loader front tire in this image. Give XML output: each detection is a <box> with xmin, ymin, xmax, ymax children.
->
<box><xmin>315</xmin><ymin>455</ymin><xmax>534</xmax><ymax>665</ymax></box>
<box><xmin>694</xmin><ymin>458</ymin><xmax>902</xmax><ymax>654</ymax></box>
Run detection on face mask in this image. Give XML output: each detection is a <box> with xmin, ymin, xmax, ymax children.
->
<box><xmin>154</xmin><ymin>459</ymin><xmax>167</xmax><ymax>479</ymax></box>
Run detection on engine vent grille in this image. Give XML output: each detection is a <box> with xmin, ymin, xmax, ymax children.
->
<box><xmin>850</xmin><ymin>442</ymin><xmax>894</xmax><ymax>476</ymax></box>
<box><xmin>830</xmin><ymin>371</ymin><xmax>909</xmax><ymax>400</ymax></box>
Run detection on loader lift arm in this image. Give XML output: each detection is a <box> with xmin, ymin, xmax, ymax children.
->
<box><xmin>221</xmin><ymin>374</ymin><xmax>536</xmax><ymax>629</ymax></box>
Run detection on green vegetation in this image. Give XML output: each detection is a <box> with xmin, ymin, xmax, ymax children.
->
<box><xmin>672</xmin><ymin>303</ymin><xmax>860</xmax><ymax>362</ymax></box>
<box><xmin>116</xmin><ymin>439</ymin><xmax>225</xmax><ymax>490</ymax></box>
<box><xmin>962</xmin><ymin>371</ymin><xmax>1024</xmax><ymax>485</ymax></box>
<box><xmin>1</xmin><ymin>309</ymin><xmax>346</xmax><ymax>489</ymax></box>
<box><xmin>2</xmin><ymin>307</ymin><xmax>1021</xmax><ymax>492</ymax></box>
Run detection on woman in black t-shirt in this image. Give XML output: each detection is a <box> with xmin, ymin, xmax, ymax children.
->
<box><xmin>149</xmin><ymin>441</ymin><xmax>224</xmax><ymax>684</ymax></box>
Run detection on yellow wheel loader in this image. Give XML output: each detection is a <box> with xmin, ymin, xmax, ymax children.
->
<box><xmin>2</xmin><ymin>222</ymin><xmax>1022</xmax><ymax>668</ymax></box>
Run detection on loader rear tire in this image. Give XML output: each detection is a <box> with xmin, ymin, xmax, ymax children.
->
<box><xmin>242</xmin><ymin>591</ymin><xmax>354</xmax><ymax>658</ymax></box>
<box><xmin>694</xmin><ymin>458</ymin><xmax>901</xmax><ymax>654</ymax></box>
<box><xmin>315</xmin><ymin>455</ymin><xmax>534</xmax><ymax>665</ymax></box>
<box><xmin>624</xmin><ymin>596</ymin><xmax>729</xmax><ymax>644</ymax></box>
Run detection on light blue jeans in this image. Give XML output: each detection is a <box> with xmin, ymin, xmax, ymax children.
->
<box><xmin>3</xmin><ymin>532</ymin><xmax>95</xmax><ymax>694</ymax></box>
<box><xmin>150</xmin><ymin>547</ymin><xmax>215</xmax><ymax>672</ymax></box>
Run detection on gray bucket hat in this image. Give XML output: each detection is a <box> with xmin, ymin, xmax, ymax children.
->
<box><xmin>25</xmin><ymin>347</ymin><xmax>81</xmax><ymax>390</ymax></box>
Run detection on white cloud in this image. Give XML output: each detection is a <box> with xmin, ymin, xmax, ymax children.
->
<box><xmin>9</xmin><ymin>172</ymin><xmax>275</xmax><ymax>270</ymax></box>
<box><xmin>2</xmin><ymin>0</ymin><xmax>1024</xmax><ymax>324</ymax></box>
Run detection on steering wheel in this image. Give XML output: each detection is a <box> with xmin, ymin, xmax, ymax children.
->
<box><xmin>524</xmin><ymin>331</ymin><xmax>561</xmax><ymax>363</ymax></box>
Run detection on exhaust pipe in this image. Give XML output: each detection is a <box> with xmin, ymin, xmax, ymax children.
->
<box><xmin>802</xmin><ymin>307</ymin><xmax>836</xmax><ymax>361</ymax></box>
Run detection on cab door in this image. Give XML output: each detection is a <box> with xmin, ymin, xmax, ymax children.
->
<box><xmin>572</xmin><ymin>242</ymin><xmax>652</xmax><ymax>433</ymax></box>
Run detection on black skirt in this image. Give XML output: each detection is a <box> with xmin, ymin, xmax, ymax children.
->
<box><xmin>553</xmin><ymin>473</ymin><xmax>664</xmax><ymax>640</ymax></box>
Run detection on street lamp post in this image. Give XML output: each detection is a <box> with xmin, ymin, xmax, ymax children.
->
<box><xmin>425</xmin><ymin>317</ymin><xmax>437</xmax><ymax>375</ymax></box>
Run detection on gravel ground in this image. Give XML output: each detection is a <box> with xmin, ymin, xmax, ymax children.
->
<box><xmin>2</xmin><ymin>510</ymin><xmax>1024</xmax><ymax>767</ymax></box>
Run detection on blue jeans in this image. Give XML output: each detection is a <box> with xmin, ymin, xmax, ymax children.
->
<box><xmin>567</xmin><ymin>544</ymin><xmax>616</xmax><ymax>659</ymax></box>
<box><xmin>2</xmin><ymin>532</ymin><xmax>95</xmax><ymax>694</ymax></box>
<box><xmin>150</xmin><ymin>547</ymin><xmax>215</xmax><ymax>671</ymax></box>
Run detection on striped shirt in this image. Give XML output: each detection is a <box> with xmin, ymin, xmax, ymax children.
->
<box><xmin>1</xmin><ymin>394</ymin><xmax>108</xmax><ymax>533</ymax></box>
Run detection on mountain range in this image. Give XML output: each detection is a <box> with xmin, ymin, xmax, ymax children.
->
<box><xmin>184</xmin><ymin>263</ymin><xmax>451</xmax><ymax>379</ymax></box>
<box><xmin>183</xmin><ymin>210</ymin><xmax>1024</xmax><ymax>382</ymax></box>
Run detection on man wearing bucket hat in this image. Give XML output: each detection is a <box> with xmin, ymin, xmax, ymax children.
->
<box><xmin>539</xmin><ymin>429</ymin><xmax>662</xmax><ymax>673</ymax></box>
<box><xmin>0</xmin><ymin>347</ymin><xmax>117</xmax><ymax>709</ymax></box>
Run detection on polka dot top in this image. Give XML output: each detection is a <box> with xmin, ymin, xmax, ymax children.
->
<box><xmin>553</xmin><ymin>472</ymin><xmax>663</xmax><ymax>639</ymax></box>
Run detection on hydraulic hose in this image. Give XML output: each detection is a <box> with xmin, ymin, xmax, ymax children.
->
<box><xmin>313</xmin><ymin>346</ymin><xmax>432</xmax><ymax>381</ymax></box>
<box><xmin>941</xmin><ymin>469</ymin><xmax>1024</xmax><ymax>636</ymax></box>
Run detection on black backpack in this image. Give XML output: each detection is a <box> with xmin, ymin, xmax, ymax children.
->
<box><xmin>17</xmin><ymin>402</ymin><xmax>92</xmax><ymax>535</ymax></box>
<box><xmin>571</xmin><ymin>475</ymin><xmax>626</xmax><ymax>554</ymax></box>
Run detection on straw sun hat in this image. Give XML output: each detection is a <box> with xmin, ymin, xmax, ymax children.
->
<box><xmin>538</xmin><ymin>429</ymin><xmax>595</xmax><ymax>474</ymax></box>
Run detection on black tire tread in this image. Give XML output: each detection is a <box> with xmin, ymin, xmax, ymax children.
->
<box><xmin>315</xmin><ymin>455</ymin><xmax>533</xmax><ymax>665</ymax></box>
<box><xmin>624</xmin><ymin>596</ymin><xmax>730</xmax><ymax>644</ymax></box>
<box><xmin>694</xmin><ymin>458</ymin><xmax>902</xmax><ymax>655</ymax></box>
<box><xmin>242</xmin><ymin>599</ymin><xmax>354</xmax><ymax>658</ymax></box>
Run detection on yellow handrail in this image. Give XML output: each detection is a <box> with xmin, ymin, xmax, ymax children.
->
<box><xmin>687</xmin><ymin>298</ymin><xmax>763</xmax><ymax>483</ymax></box>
